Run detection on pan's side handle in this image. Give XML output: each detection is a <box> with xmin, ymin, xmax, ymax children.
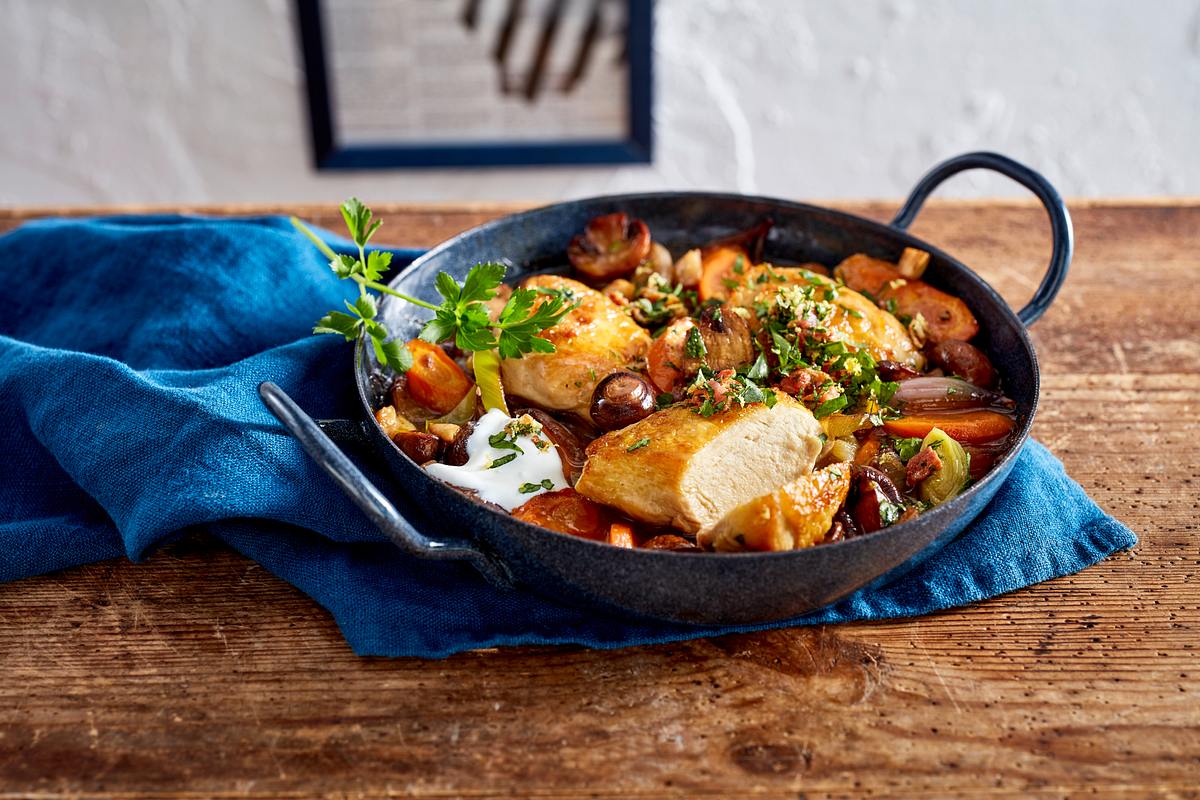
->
<box><xmin>258</xmin><ymin>382</ymin><xmax>513</xmax><ymax>588</ymax></box>
<box><xmin>891</xmin><ymin>151</ymin><xmax>1074</xmax><ymax>327</ymax></box>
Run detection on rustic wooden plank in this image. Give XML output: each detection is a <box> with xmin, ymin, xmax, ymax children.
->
<box><xmin>0</xmin><ymin>201</ymin><xmax>1197</xmax><ymax>798</ymax></box>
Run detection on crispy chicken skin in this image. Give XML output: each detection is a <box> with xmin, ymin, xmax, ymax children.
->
<box><xmin>574</xmin><ymin>393</ymin><xmax>825</xmax><ymax>534</ymax></box>
<box><xmin>499</xmin><ymin>274</ymin><xmax>651</xmax><ymax>419</ymax></box>
<box><xmin>730</xmin><ymin>266</ymin><xmax>923</xmax><ymax>368</ymax></box>
<box><xmin>702</xmin><ymin>463</ymin><xmax>852</xmax><ymax>551</ymax></box>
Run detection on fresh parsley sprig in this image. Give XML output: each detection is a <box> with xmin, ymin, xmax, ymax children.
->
<box><xmin>293</xmin><ymin>199</ymin><xmax>579</xmax><ymax>410</ymax></box>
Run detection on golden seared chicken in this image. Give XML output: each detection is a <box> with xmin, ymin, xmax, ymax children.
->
<box><xmin>499</xmin><ymin>274</ymin><xmax>651</xmax><ymax>419</ymax></box>
<box><xmin>702</xmin><ymin>463</ymin><xmax>852</xmax><ymax>551</ymax></box>
<box><xmin>729</xmin><ymin>265</ymin><xmax>922</xmax><ymax>368</ymax></box>
<box><xmin>574</xmin><ymin>393</ymin><xmax>824</xmax><ymax>533</ymax></box>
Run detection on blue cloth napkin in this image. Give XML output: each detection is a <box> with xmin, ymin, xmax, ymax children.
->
<box><xmin>0</xmin><ymin>215</ymin><xmax>1136</xmax><ymax>657</ymax></box>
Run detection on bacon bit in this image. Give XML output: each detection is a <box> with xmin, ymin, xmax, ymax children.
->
<box><xmin>780</xmin><ymin>368</ymin><xmax>839</xmax><ymax>404</ymax></box>
<box><xmin>905</xmin><ymin>445</ymin><xmax>944</xmax><ymax>487</ymax></box>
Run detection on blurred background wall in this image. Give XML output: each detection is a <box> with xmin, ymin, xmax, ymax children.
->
<box><xmin>1</xmin><ymin>0</ymin><xmax>1197</xmax><ymax>206</ymax></box>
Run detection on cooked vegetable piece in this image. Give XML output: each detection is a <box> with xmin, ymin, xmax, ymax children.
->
<box><xmin>567</xmin><ymin>212</ymin><xmax>652</xmax><ymax>281</ymax></box>
<box><xmin>892</xmin><ymin>376</ymin><xmax>1013</xmax><ymax>413</ymax></box>
<box><xmin>881</xmin><ymin>281</ymin><xmax>978</xmax><ymax>343</ymax></box>
<box><xmin>374</xmin><ymin>405</ymin><xmax>416</xmax><ymax>440</ymax></box>
<box><xmin>897</xmin><ymin>247</ymin><xmax>931</xmax><ymax>279</ymax></box>
<box><xmin>854</xmin><ymin>428</ymin><xmax>884</xmax><ymax>465</ymax></box>
<box><xmin>850</xmin><ymin>464</ymin><xmax>905</xmax><ymax>534</ymax></box>
<box><xmin>883</xmin><ymin>410</ymin><xmax>1015</xmax><ymax>443</ymax></box>
<box><xmin>641</xmin><ymin>534</ymin><xmax>701</xmax><ymax>551</ymax></box>
<box><xmin>704</xmin><ymin>463</ymin><xmax>853</xmax><ymax>552</ymax></box>
<box><xmin>926</xmin><ymin>339</ymin><xmax>998</xmax><ymax>388</ymax></box>
<box><xmin>511</xmin><ymin>489</ymin><xmax>609</xmax><ymax>540</ymax></box>
<box><xmin>607</xmin><ymin>522</ymin><xmax>637</xmax><ymax>549</ymax></box>
<box><xmin>698</xmin><ymin>245</ymin><xmax>751</xmax><ymax>302</ymax></box>
<box><xmin>427</xmin><ymin>423</ymin><xmax>460</xmax><ymax>443</ymax></box>
<box><xmin>917</xmin><ymin>427</ymin><xmax>970</xmax><ymax>506</ymax></box>
<box><xmin>404</xmin><ymin>340</ymin><xmax>473</xmax><ymax>414</ymax></box>
<box><xmin>673</xmin><ymin>248</ymin><xmax>702</xmax><ymax>288</ymax></box>
<box><xmin>590</xmin><ymin>371</ymin><xmax>657</xmax><ymax>431</ymax></box>
<box><xmin>832</xmin><ymin>254</ymin><xmax>901</xmax><ymax>297</ymax></box>
<box><xmin>834</xmin><ymin>253</ymin><xmax>979</xmax><ymax>344</ymax></box>
<box><xmin>393</xmin><ymin>430</ymin><xmax>442</xmax><ymax>463</ymax></box>
<box><xmin>471</xmin><ymin>349</ymin><xmax>508</xmax><ymax>414</ymax></box>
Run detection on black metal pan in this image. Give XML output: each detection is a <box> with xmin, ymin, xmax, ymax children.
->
<box><xmin>260</xmin><ymin>151</ymin><xmax>1072</xmax><ymax>625</ymax></box>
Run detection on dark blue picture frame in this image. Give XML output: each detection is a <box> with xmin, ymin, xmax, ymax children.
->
<box><xmin>295</xmin><ymin>0</ymin><xmax>653</xmax><ymax>169</ymax></box>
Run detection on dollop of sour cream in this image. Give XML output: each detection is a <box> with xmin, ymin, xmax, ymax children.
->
<box><xmin>424</xmin><ymin>408</ymin><xmax>568</xmax><ymax>511</ymax></box>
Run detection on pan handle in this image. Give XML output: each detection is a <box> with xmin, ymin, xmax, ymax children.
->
<box><xmin>891</xmin><ymin>151</ymin><xmax>1073</xmax><ymax>327</ymax></box>
<box><xmin>258</xmin><ymin>381</ymin><xmax>513</xmax><ymax>588</ymax></box>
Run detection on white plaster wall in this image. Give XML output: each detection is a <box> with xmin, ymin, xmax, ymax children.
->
<box><xmin>1</xmin><ymin>0</ymin><xmax>1197</xmax><ymax>205</ymax></box>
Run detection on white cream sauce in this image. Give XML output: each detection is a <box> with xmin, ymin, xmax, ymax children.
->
<box><xmin>424</xmin><ymin>408</ymin><xmax>568</xmax><ymax>511</ymax></box>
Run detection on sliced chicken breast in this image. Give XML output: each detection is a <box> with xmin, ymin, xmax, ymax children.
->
<box><xmin>574</xmin><ymin>393</ymin><xmax>824</xmax><ymax>533</ymax></box>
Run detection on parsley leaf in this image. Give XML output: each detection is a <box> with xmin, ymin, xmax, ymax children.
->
<box><xmin>684</xmin><ymin>326</ymin><xmax>707</xmax><ymax>359</ymax></box>
<box><xmin>627</xmin><ymin>437</ymin><xmax>651</xmax><ymax>452</ymax></box>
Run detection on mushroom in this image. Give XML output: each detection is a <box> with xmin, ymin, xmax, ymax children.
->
<box><xmin>567</xmin><ymin>212</ymin><xmax>652</xmax><ymax>282</ymax></box>
<box><xmin>589</xmin><ymin>371</ymin><xmax>657</xmax><ymax>432</ymax></box>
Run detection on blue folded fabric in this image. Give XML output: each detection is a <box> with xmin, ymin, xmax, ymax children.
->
<box><xmin>0</xmin><ymin>216</ymin><xmax>1136</xmax><ymax>657</ymax></box>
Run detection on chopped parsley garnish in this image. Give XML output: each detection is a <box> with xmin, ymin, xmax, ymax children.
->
<box><xmin>893</xmin><ymin>436</ymin><xmax>924</xmax><ymax>462</ymax></box>
<box><xmin>488</xmin><ymin>430</ymin><xmax>524</xmax><ymax>455</ymax></box>
<box><xmin>812</xmin><ymin>395</ymin><xmax>848</xmax><ymax>419</ymax></box>
<box><xmin>684</xmin><ymin>326</ymin><xmax>707</xmax><ymax>359</ymax></box>
<box><xmin>626</xmin><ymin>437</ymin><xmax>651</xmax><ymax>452</ymax></box>
<box><xmin>879</xmin><ymin>498</ymin><xmax>904</xmax><ymax>527</ymax></box>
<box><xmin>721</xmin><ymin>277</ymin><xmax>741</xmax><ymax>290</ymax></box>
<box><xmin>488</xmin><ymin>453</ymin><xmax>518</xmax><ymax>469</ymax></box>
<box><xmin>518</xmin><ymin>479</ymin><xmax>555</xmax><ymax>493</ymax></box>
<box><xmin>732</xmin><ymin>255</ymin><xmax>745</xmax><ymax>274</ymax></box>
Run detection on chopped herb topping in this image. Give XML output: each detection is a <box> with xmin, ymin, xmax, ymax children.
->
<box><xmin>893</xmin><ymin>436</ymin><xmax>924</xmax><ymax>462</ymax></box>
<box><xmin>488</xmin><ymin>453</ymin><xmax>518</xmax><ymax>469</ymax></box>
<box><xmin>627</xmin><ymin>437</ymin><xmax>651</xmax><ymax>452</ymax></box>
<box><xmin>518</xmin><ymin>479</ymin><xmax>555</xmax><ymax>494</ymax></box>
<box><xmin>684</xmin><ymin>326</ymin><xmax>707</xmax><ymax>359</ymax></box>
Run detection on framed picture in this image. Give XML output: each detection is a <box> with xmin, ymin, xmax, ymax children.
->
<box><xmin>296</xmin><ymin>0</ymin><xmax>653</xmax><ymax>169</ymax></box>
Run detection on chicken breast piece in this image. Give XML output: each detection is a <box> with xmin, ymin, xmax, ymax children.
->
<box><xmin>729</xmin><ymin>265</ymin><xmax>922</xmax><ymax>368</ymax></box>
<box><xmin>499</xmin><ymin>274</ymin><xmax>651</xmax><ymax>419</ymax></box>
<box><xmin>702</xmin><ymin>463</ymin><xmax>852</xmax><ymax>552</ymax></box>
<box><xmin>574</xmin><ymin>393</ymin><xmax>825</xmax><ymax>534</ymax></box>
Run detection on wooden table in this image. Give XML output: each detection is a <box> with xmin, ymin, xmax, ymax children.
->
<box><xmin>1</xmin><ymin>201</ymin><xmax>1197</xmax><ymax>798</ymax></box>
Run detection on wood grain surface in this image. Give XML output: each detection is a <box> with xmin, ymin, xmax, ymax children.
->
<box><xmin>1</xmin><ymin>200</ymin><xmax>1197</xmax><ymax>798</ymax></box>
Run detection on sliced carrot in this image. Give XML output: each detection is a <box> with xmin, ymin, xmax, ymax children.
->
<box><xmin>606</xmin><ymin>522</ymin><xmax>637</xmax><ymax>549</ymax></box>
<box><xmin>404</xmin><ymin>340</ymin><xmax>473</xmax><ymax>414</ymax></box>
<box><xmin>512</xmin><ymin>489</ymin><xmax>609</xmax><ymax>540</ymax></box>
<box><xmin>883</xmin><ymin>411</ymin><xmax>1016</xmax><ymax>444</ymax></box>
<box><xmin>698</xmin><ymin>245</ymin><xmax>750</xmax><ymax>302</ymax></box>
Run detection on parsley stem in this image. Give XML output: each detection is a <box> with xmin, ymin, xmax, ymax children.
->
<box><xmin>289</xmin><ymin>216</ymin><xmax>339</xmax><ymax>261</ymax></box>
<box><xmin>353</xmin><ymin>276</ymin><xmax>440</xmax><ymax>310</ymax></box>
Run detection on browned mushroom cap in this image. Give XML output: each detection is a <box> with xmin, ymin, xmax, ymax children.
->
<box><xmin>926</xmin><ymin>339</ymin><xmax>998</xmax><ymax>389</ymax></box>
<box><xmin>567</xmin><ymin>212</ymin><xmax>652</xmax><ymax>282</ymax></box>
<box><xmin>590</xmin><ymin>371</ymin><xmax>656</xmax><ymax>432</ymax></box>
<box><xmin>393</xmin><ymin>431</ymin><xmax>442</xmax><ymax>464</ymax></box>
<box><xmin>443</xmin><ymin>420</ymin><xmax>476</xmax><ymax>466</ymax></box>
